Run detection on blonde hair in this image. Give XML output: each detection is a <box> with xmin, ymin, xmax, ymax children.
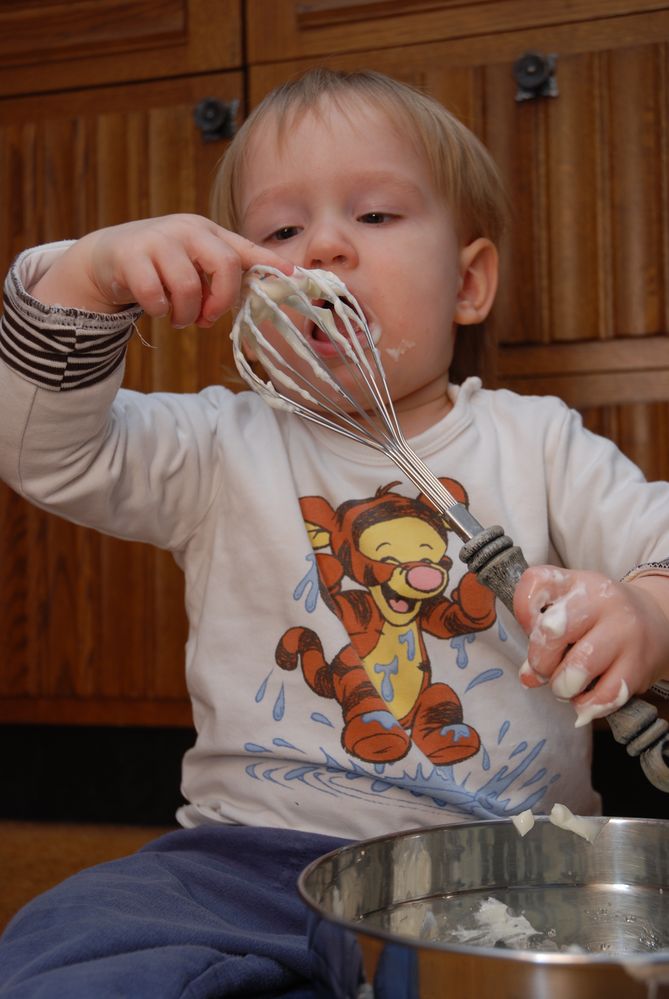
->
<box><xmin>211</xmin><ymin>67</ymin><xmax>508</xmax><ymax>245</ymax></box>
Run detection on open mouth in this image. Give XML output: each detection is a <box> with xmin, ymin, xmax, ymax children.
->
<box><xmin>381</xmin><ymin>581</ymin><xmax>417</xmax><ymax>615</ymax></box>
<box><xmin>306</xmin><ymin>298</ymin><xmax>378</xmax><ymax>356</ymax></box>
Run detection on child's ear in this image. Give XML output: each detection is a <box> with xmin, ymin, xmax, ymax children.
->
<box><xmin>453</xmin><ymin>237</ymin><xmax>498</xmax><ymax>326</ymax></box>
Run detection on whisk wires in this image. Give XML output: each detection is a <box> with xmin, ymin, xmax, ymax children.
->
<box><xmin>231</xmin><ymin>265</ymin><xmax>468</xmax><ymax>531</ymax></box>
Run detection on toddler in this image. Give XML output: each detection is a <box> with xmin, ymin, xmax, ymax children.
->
<box><xmin>0</xmin><ymin>68</ymin><xmax>668</xmax><ymax>998</ymax></box>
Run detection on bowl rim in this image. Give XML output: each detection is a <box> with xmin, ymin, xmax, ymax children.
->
<box><xmin>297</xmin><ymin>815</ymin><xmax>669</xmax><ymax>968</ymax></box>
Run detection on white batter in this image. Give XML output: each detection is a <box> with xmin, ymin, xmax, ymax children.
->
<box><xmin>512</xmin><ymin>808</ymin><xmax>535</xmax><ymax>837</ymax></box>
<box><xmin>511</xmin><ymin>804</ymin><xmax>607</xmax><ymax>843</ymax></box>
<box><xmin>231</xmin><ymin>264</ymin><xmax>382</xmax><ymax>415</ymax></box>
<box><xmin>549</xmin><ymin>803</ymin><xmax>607</xmax><ymax>843</ymax></box>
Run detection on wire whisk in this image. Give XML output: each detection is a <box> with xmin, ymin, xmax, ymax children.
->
<box><xmin>232</xmin><ymin>265</ymin><xmax>493</xmax><ymax>551</ymax></box>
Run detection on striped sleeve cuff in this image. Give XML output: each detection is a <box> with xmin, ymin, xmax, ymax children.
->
<box><xmin>0</xmin><ymin>242</ymin><xmax>144</xmax><ymax>392</ymax></box>
<box><xmin>621</xmin><ymin>559</ymin><xmax>669</xmax><ymax>583</ymax></box>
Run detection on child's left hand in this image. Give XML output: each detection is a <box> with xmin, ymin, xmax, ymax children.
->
<box><xmin>512</xmin><ymin>566</ymin><xmax>669</xmax><ymax>726</ymax></box>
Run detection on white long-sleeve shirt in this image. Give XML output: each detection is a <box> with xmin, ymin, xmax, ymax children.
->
<box><xmin>2</xmin><ymin>245</ymin><xmax>669</xmax><ymax>839</ymax></box>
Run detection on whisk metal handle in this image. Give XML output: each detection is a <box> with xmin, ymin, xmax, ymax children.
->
<box><xmin>606</xmin><ymin>698</ymin><xmax>669</xmax><ymax>792</ymax></box>
<box><xmin>458</xmin><ymin>522</ymin><xmax>669</xmax><ymax>793</ymax></box>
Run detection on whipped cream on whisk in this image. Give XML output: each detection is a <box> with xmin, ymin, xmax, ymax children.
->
<box><xmin>230</xmin><ymin>265</ymin><xmax>381</xmax><ymax>416</ymax></box>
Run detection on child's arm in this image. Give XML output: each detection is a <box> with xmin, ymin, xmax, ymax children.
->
<box><xmin>513</xmin><ymin>564</ymin><xmax>669</xmax><ymax>726</ymax></box>
<box><xmin>30</xmin><ymin>213</ymin><xmax>293</xmax><ymax>323</ymax></box>
<box><xmin>0</xmin><ymin>215</ymin><xmax>293</xmax><ymax>547</ymax></box>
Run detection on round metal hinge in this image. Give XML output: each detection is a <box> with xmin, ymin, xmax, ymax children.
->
<box><xmin>513</xmin><ymin>52</ymin><xmax>559</xmax><ymax>102</ymax></box>
<box><xmin>193</xmin><ymin>98</ymin><xmax>239</xmax><ymax>142</ymax></box>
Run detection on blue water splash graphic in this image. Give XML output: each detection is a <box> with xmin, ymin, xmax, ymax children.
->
<box><xmin>464</xmin><ymin>668</ymin><xmax>503</xmax><ymax>692</ymax></box>
<box><xmin>399</xmin><ymin>630</ymin><xmax>416</xmax><ymax>661</ymax></box>
<box><xmin>498</xmin><ymin>619</ymin><xmax>508</xmax><ymax>642</ymax></box>
<box><xmin>255</xmin><ymin>672</ymin><xmax>272</xmax><ymax>703</ymax></box>
<box><xmin>293</xmin><ymin>552</ymin><xmax>320</xmax><ymax>613</ymax></box>
<box><xmin>310</xmin><ymin>712</ymin><xmax>334</xmax><ymax>727</ymax></box>
<box><xmin>273</xmin><ymin>684</ymin><xmax>286</xmax><ymax>721</ymax></box>
<box><xmin>481</xmin><ymin>746</ymin><xmax>491</xmax><ymax>771</ymax></box>
<box><xmin>521</xmin><ymin>768</ymin><xmax>546</xmax><ymax>788</ymax></box>
<box><xmin>244</xmin><ymin>742</ymin><xmax>269</xmax><ymax>754</ymax></box>
<box><xmin>510</xmin><ymin>741</ymin><xmax>528</xmax><ymax>758</ymax></box>
<box><xmin>371</xmin><ymin>779</ymin><xmax>393</xmax><ymax>793</ymax></box>
<box><xmin>285</xmin><ymin>764</ymin><xmax>319</xmax><ymax>780</ymax></box>
<box><xmin>497</xmin><ymin>720</ymin><xmax>510</xmax><ymax>744</ymax></box>
<box><xmin>373</xmin><ymin>657</ymin><xmax>399</xmax><ymax>702</ymax></box>
<box><xmin>450</xmin><ymin>633</ymin><xmax>475</xmax><ymax>669</ymax></box>
<box><xmin>273</xmin><ymin>737</ymin><xmax>303</xmax><ymax>752</ymax></box>
<box><xmin>439</xmin><ymin>723</ymin><xmax>471</xmax><ymax>742</ymax></box>
<box><xmin>241</xmin><ymin>732</ymin><xmax>554</xmax><ymax>819</ymax></box>
<box><xmin>362</xmin><ymin>710</ymin><xmax>400</xmax><ymax>731</ymax></box>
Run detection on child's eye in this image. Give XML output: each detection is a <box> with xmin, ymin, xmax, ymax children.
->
<box><xmin>269</xmin><ymin>225</ymin><xmax>301</xmax><ymax>242</ymax></box>
<box><xmin>358</xmin><ymin>212</ymin><xmax>395</xmax><ymax>225</ymax></box>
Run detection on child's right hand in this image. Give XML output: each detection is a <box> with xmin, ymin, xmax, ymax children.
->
<box><xmin>31</xmin><ymin>214</ymin><xmax>294</xmax><ymax>328</ymax></box>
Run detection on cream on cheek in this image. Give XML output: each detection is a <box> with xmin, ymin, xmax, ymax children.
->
<box><xmin>383</xmin><ymin>339</ymin><xmax>416</xmax><ymax>362</ymax></box>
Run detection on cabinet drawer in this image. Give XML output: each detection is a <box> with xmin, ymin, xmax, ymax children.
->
<box><xmin>246</xmin><ymin>0</ymin><xmax>669</xmax><ymax>64</ymax></box>
<box><xmin>0</xmin><ymin>0</ymin><xmax>241</xmax><ymax>96</ymax></box>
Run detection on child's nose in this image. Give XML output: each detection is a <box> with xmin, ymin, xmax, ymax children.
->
<box><xmin>304</xmin><ymin>220</ymin><xmax>358</xmax><ymax>271</ymax></box>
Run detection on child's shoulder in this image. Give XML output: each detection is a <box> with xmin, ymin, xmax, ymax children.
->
<box><xmin>460</xmin><ymin>377</ymin><xmax>573</xmax><ymax>425</ymax></box>
<box><xmin>191</xmin><ymin>383</ymin><xmax>271</xmax><ymax>417</ymax></box>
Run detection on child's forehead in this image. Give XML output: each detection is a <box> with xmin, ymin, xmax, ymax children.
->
<box><xmin>252</xmin><ymin>93</ymin><xmax>407</xmax><ymax>153</ymax></box>
<box><xmin>238</xmin><ymin>98</ymin><xmax>437</xmax><ymax>218</ymax></box>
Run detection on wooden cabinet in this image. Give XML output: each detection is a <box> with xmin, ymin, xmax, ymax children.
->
<box><xmin>0</xmin><ymin>5</ymin><xmax>243</xmax><ymax>726</ymax></box>
<box><xmin>0</xmin><ymin>0</ymin><xmax>241</xmax><ymax>95</ymax></box>
<box><xmin>246</xmin><ymin>0</ymin><xmax>668</xmax><ymax>63</ymax></box>
<box><xmin>248</xmin><ymin>2</ymin><xmax>669</xmax><ymax>482</ymax></box>
<box><xmin>1</xmin><ymin>1</ymin><xmax>668</xmax><ymax>729</ymax></box>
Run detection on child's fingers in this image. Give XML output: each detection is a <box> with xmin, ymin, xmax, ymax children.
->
<box><xmin>512</xmin><ymin>565</ymin><xmax>574</xmax><ymax>633</ymax></box>
<box><xmin>218</xmin><ymin>229</ymin><xmax>294</xmax><ymax>276</ymax></box>
<box><xmin>143</xmin><ymin>225</ymin><xmax>293</xmax><ymax>327</ymax></box>
<box><xmin>526</xmin><ymin>588</ymin><xmax>593</xmax><ymax>676</ymax></box>
<box><xmin>515</xmin><ymin>565</ymin><xmax>669</xmax><ymax>727</ymax></box>
<box><xmin>549</xmin><ymin>621</ymin><xmax>616</xmax><ymax>700</ymax></box>
<box><xmin>111</xmin><ymin>250</ymin><xmax>202</xmax><ymax>326</ymax></box>
<box><xmin>571</xmin><ymin>660</ymin><xmax>631</xmax><ymax>728</ymax></box>
<box><xmin>516</xmin><ymin>569</ymin><xmax>592</xmax><ymax>683</ymax></box>
<box><xmin>187</xmin><ymin>229</ymin><xmax>292</xmax><ymax>325</ymax></box>
<box><xmin>111</xmin><ymin>255</ymin><xmax>171</xmax><ymax>318</ymax></box>
<box><xmin>521</xmin><ymin>615</ymin><xmax>633</xmax><ymax>728</ymax></box>
<box><xmin>182</xmin><ymin>232</ymin><xmax>244</xmax><ymax>325</ymax></box>
<box><xmin>90</xmin><ymin>216</ymin><xmax>293</xmax><ymax>324</ymax></box>
<box><xmin>151</xmin><ymin>247</ymin><xmax>214</xmax><ymax>328</ymax></box>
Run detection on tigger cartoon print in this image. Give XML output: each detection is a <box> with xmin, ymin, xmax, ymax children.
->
<box><xmin>275</xmin><ymin>479</ymin><xmax>496</xmax><ymax>766</ymax></box>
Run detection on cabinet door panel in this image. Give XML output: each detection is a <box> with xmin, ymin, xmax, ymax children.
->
<box><xmin>0</xmin><ymin>0</ymin><xmax>241</xmax><ymax>95</ymax></box>
<box><xmin>0</xmin><ymin>72</ymin><xmax>243</xmax><ymax>725</ymax></box>
<box><xmin>247</xmin><ymin>0</ymin><xmax>669</xmax><ymax>63</ymax></box>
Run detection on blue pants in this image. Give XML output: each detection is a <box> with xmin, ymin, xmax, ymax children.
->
<box><xmin>0</xmin><ymin>825</ymin><xmax>349</xmax><ymax>998</ymax></box>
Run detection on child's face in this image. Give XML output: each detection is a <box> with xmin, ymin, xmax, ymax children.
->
<box><xmin>238</xmin><ymin>98</ymin><xmax>484</xmax><ymax>433</ymax></box>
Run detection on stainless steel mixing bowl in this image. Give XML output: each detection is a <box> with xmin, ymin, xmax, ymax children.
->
<box><xmin>299</xmin><ymin>817</ymin><xmax>669</xmax><ymax>998</ymax></box>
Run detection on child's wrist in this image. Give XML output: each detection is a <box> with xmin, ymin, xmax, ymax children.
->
<box><xmin>31</xmin><ymin>236</ymin><xmax>119</xmax><ymax>314</ymax></box>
